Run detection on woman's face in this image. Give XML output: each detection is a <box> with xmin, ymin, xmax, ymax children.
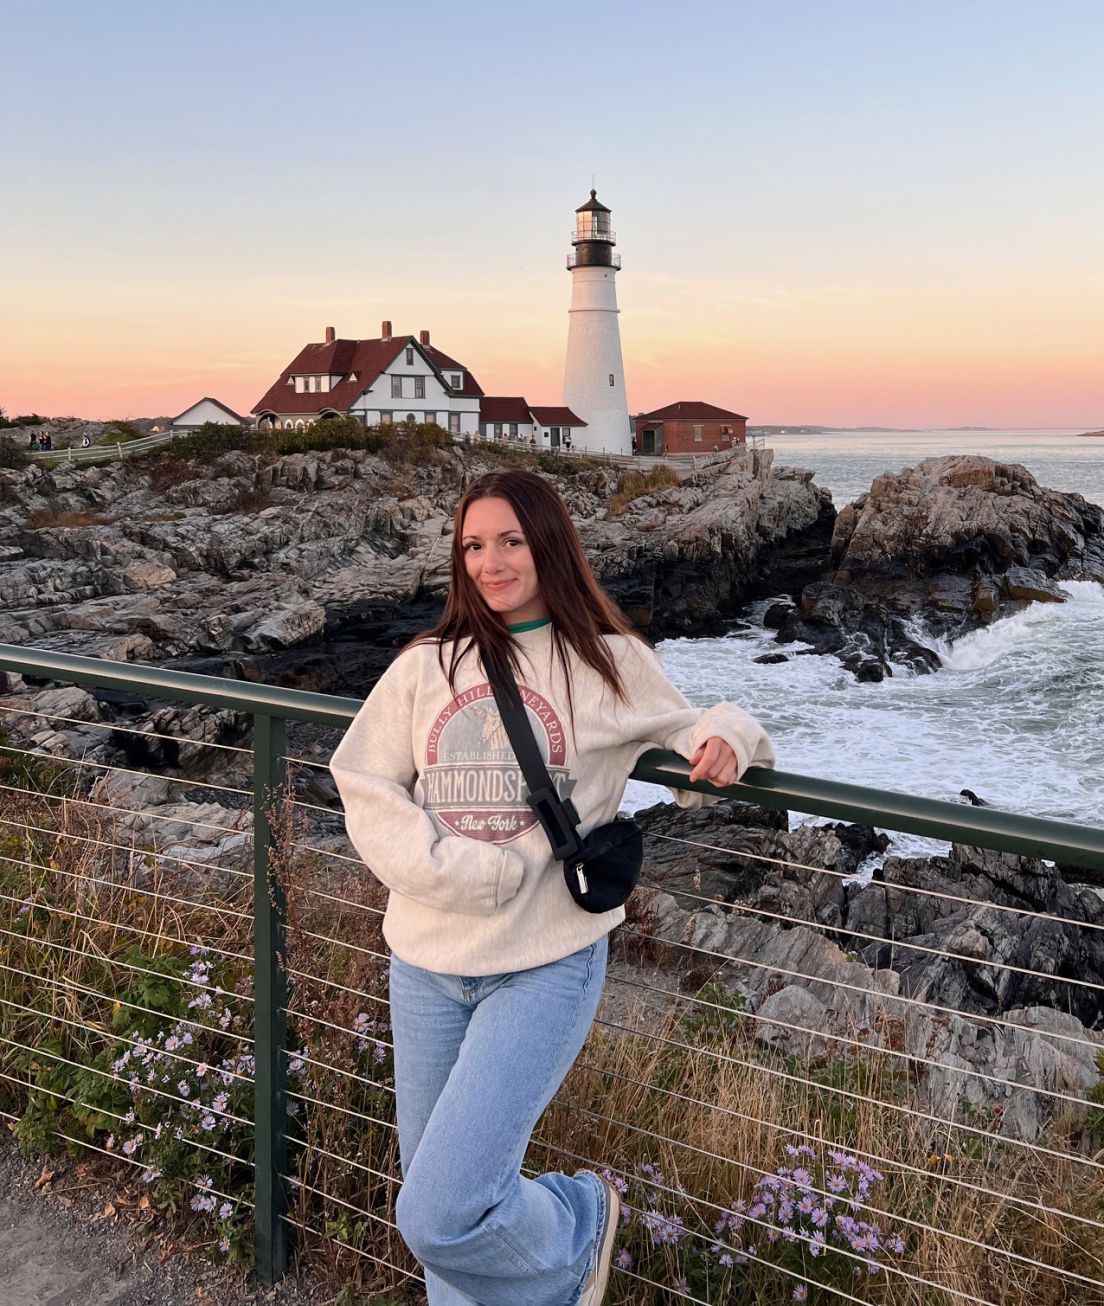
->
<box><xmin>461</xmin><ymin>496</ymin><xmax>548</xmax><ymax>624</ymax></box>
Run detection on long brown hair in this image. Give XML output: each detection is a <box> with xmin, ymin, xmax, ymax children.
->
<box><xmin>411</xmin><ymin>469</ymin><xmax>639</xmax><ymax>702</ymax></box>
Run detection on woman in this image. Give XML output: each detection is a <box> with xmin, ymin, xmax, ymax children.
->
<box><xmin>330</xmin><ymin>470</ymin><xmax>774</xmax><ymax>1305</ymax></box>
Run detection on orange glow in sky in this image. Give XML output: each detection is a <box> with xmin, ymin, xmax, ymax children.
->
<box><xmin>3</xmin><ymin>4</ymin><xmax>1101</xmax><ymax>430</ymax></box>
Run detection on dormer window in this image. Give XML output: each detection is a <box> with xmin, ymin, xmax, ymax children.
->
<box><xmin>406</xmin><ymin>347</ymin><xmax>414</xmax><ymax>366</ymax></box>
<box><xmin>450</xmin><ymin>373</ymin><xmax>462</xmax><ymax>389</ymax></box>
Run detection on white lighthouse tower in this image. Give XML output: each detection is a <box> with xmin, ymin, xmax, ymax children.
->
<box><xmin>562</xmin><ymin>190</ymin><xmax>631</xmax><ymax>455</ymax></box>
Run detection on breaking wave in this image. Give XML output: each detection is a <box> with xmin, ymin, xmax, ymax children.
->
<box><xmin>624</xmin><ymin>583</ymin><xmax>1104</xmax><ymax>854</ymax></box>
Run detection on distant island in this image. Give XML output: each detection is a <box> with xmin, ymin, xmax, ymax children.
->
<box><xmin>1076</xmin><ymin>428</ymin><xmax>1104</xmax><ymax>438</ymax></box>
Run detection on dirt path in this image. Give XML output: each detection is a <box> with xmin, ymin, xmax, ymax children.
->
<box><xmin>0</xmin><ymin>1136</ymin><xmax>330</xmax><ymax>1306</ymax></box>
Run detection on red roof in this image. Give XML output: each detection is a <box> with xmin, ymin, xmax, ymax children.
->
<box><xmin>529</xmin><ymin>406</ymin><xmax>586</xmax><ymax>427</ymax></box>
<box><xmin>636</xmin><ymin>401</ymin><xmax>748</xmax><ymax>422</ymax></box>
<box><xmin>252</xmin><ymin>334</ymin><xmax>483</xmax><ymax>416</ymax></box>
<box><xmin>480</xmin><ymin>396</ymin><xmax>531</xmax><ymax>423</ymax></box>
<box><xmin>423</xmin><ymin>344</ymin><xmax>483</xmax><ymax>398</ymax></box>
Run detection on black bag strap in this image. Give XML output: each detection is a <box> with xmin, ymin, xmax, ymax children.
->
<box><xmin>485</xmin><ymin>659</ymin><xmax>584</xmax><ymax>861</ymax></box>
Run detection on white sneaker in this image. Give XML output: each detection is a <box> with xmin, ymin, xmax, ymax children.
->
<box><xmin>577</xmin><ymin>1176</ymin><xmax>621</xmax><ymax>1306</ymax></box>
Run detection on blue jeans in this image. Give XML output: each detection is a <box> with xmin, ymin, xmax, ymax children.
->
<box><xmin>389</xmin><ymin>936</ymin><xmax>610</xmax><ymax>1306</ymax></box>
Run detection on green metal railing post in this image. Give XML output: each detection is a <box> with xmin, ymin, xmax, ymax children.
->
<box><xmin>253</xmin><ymin>712</ymin><xmax>289</xmax><ymax>1283</ymax></box>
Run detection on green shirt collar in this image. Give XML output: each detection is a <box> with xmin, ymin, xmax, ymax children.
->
<box><xmin>506</xmin><ymin>617</ymin><xmax>552</xmax><ymax>634</ymax></box>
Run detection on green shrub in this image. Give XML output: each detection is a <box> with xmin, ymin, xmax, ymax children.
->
<box><xmin>0</xmin><ymin>411</ymin><xmax>47</xmax><ymax>430</ymax></box>
<box><xmin>100</xmin><ymin>419</ymin><xmax>142</xmax><ymax>445</ymax></box>
<box><xmin>0</xmin><ymin>436</ymin><xmax>31</xmax><ymax>469</ymax></box>
<box><xmin>154</xmin><ymin>417</ymin><xmax>453</xmax><ymax>467</ymax></box>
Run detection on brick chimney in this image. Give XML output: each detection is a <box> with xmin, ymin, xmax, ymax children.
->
<box><xmin>381</xmin><ymin>320</ymin><xmax>392</xmax><ymax>341</ymax></box>
<box><xmin>419</xmin><ymin>329</ymin><xmax>431</xmax><ymax>346</ymax></box>
<box><xmin>324</xmin><ymin>326</ymin><xmax>335</xmax><ymax>343</ymax></box>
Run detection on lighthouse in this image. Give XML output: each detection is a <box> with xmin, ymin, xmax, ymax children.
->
<box><xmin>562</xmin><ymin>190</ymin><xmax>631</xmax><ymax>455</ymax></box>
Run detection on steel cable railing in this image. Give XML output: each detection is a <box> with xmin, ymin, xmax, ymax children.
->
<box><xmin>559</xmin><ymin>1059</ymin><xmax>1104</xmax><ymax>1235</ymax></box>
<box><xmin>649</xmin><ymin>830</ymin><xmax>1104</xmax><ymax>938</ymax></box>
<box><xmin>616</xmin><ymin>901</ymin><xmax>1104</xmax><ymax>1053</ymax></box>
<box><xmin>4</xmin><ymin>639</ymin><xmax>1104</xmax><ymax>1303</ymax></box>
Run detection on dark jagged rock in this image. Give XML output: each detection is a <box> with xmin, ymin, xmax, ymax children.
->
<box><xmin>635</xmin><ymin>799</ymin><xmax>886</xmax><ymax>922</ymax></box>
<box><xmin>630</xmin><ymin>805</ymin><xmax>1104</xmax><ymax>1140</ymax></box>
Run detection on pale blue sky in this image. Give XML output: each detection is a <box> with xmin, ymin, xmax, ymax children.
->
<box><xmin>3</xmin><ymin>0</ymin><xmax>1102</xmax><ymax>424</ymax></box>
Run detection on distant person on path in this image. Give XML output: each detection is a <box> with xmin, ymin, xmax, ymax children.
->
<box><xmin>330</xmin><ymin>470</ymin><xmax>774</xmax><ymax>1306</ymax></box>
<box><xmin>564</xmin><ymin>434</ymin><xmax>572</xmax><ymax>452</ymax></box>
<box><xmin>81</xmin><ymin>434</ymin><xmax>91</xmax><ymax>448</ymax></box>
<box><xmin>41</xmin><ymin>432</ymin><xmax>52</xmax><ymax>450</ymax></box>
<box><xmin>28</xmin><ymin>433</ymin><xmax>39</xmax><ymax>450</ymax></box>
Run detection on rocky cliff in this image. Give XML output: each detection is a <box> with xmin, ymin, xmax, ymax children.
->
<box><xmin>0</xmin><ymin>443</ymin><xmax>828</xmax><ymax>693</ymax></box>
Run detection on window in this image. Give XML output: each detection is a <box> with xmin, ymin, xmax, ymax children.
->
<box><xmin>448</xmin><ymin>413</ymin><xmax>460</xmax><ymax>434</ymax></box>
<box><xmin>414</xmin><ymin>376</ymin><xmax>425</xmax><ymax>399</ymax></box>
<box><xmin>391</xmin><ymin>376</ymin><xmax>402</xmax><ymax>399</ymax></box>
<box><xmin>381</xmin><ymin>412</ymin><xmax>392</xmax><ymax>424</ymax></box>
<box><xmin>450</xmin><ymin>373</ymin><xmax>462</xmax><ymax>389</ymax></box>
<box><xmin>425</xmin><ymin>412</ymin><xmax>436</xmax><ymax>427</ymax></box>
<box><xmin>294</xmin><ymin>377</ymin><xmax>304</xmax><ymax>393</ymax></box>
<box><xmin>609</xmin><ymin>374</ymin><xmax>615</xmax><ymax>387</ymax></box>
<box><xmin>405</xmin><ymin>347</ymin><xmax>414</xmax><ymax>365</ymax></box>
<box><xmin>284</xmin><ymin>420</ymin><xmax>294</xmax><ymax>429</ymax></box>
<box><xmin>406</xmin><ymin>413</ymin><xmax>416</xmax><ymax>424</ymax></box>
<box><xmin>494</xmin><ymin>423</ymin><xmax>503</xmax><ymax>438</ymax></box>
<box><xmin>509</xmin><ymin>423</ymin><xmax>518</xmax><ymax>438</ymax></box>
<box><xmin>308</xmin><ymin>376</ymin><xmax>317</xmax><ymax>393</ymax></box>
<box><xmin>693</xmin><ymin>425</ymin><xmax>704</xmax><ymax>443</ymax></box>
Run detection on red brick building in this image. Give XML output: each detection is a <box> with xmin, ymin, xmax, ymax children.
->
<box><xmin>633</xmin><ymin>401</ymin><xmax>747</xmax><ymax>455</ymax></box>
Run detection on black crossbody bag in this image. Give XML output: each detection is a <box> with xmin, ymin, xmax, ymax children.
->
<box><xmin>486</xmin><ymin>661</ymin><xmax>643</xmax><ymax>914</ymax></box>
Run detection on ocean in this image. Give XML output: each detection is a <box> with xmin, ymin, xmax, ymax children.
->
<box><xmin>624</xmin><ymin>429</ymin><xmax>1104</xmax><ymax>850</ymax></box>
<box><xmin>763</xmin><ymin>426</ymin><xmax>1104</xmax><ymax>508</ymax></box>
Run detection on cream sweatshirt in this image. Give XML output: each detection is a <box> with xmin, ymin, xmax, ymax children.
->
<box><xmin>329</xmin><ymin>623</ymin><xmax>775</xmax><ymax>975</ymax></box>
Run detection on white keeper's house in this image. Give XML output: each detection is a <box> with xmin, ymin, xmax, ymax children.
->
<box><xmin>252</xmin><ymin>323</ymin><xmax>484</xmax><ymax>437</ymax></box>
<box><xmin>249</xmin><ymin>189</ymin><xmax>643</xmax><ymax>455</ymax></box>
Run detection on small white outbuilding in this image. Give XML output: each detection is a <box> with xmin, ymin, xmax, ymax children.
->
<box><xmin>171</xmin><ymin>398</ymin><xmax>248</xmax><ymax>434</ymax></box>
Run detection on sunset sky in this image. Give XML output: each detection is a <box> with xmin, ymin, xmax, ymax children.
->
<box><xmin>2</xmin><ymin>1</ymin><xmax>1102</xmax><ymax>428</ymax></box>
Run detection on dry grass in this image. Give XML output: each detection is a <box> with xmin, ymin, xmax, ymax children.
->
<box><xmin>24</xmin><ymin>507</ymin><xmax>112</xmax><ymax>529</ymax></box>
<box><xmin>2</xmin><ymin>768</ymin><xmax>1103</xmax><ymax>1304</ymax></box>
<box><xmin>606</xmin><ymin>465</ymin><xmax>680</xmax><ymax>515</ymax></box>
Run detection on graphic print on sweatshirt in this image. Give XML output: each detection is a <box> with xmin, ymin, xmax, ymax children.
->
<box><xmin>422</xmin><ymin>683</ymin><xmax>573</xmax><ymax>843</ymax></box>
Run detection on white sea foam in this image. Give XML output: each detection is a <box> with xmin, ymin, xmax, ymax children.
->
<box><xmin>624</xmin><ymin>584</ymin><xmax>1104</xmax><ymax>858</ymax></box>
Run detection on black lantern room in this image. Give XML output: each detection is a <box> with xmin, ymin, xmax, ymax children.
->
<box><xmin>568</xmin><ymin>190</ymin><xmax>621</xmax><ymax>270</ymax></box>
